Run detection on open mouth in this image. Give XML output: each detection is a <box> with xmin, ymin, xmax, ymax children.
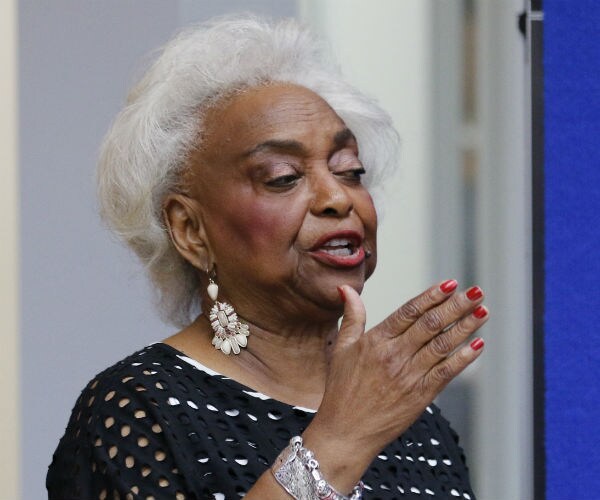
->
<box><xmin>317</xmin><ymin>237</ymin><xmax>358</xmax><ymax>256</ymax></box>
<box><xmin>309</xmin><ymin>231</ymin><xmax>365</xmax><ymax>268</ymax></box>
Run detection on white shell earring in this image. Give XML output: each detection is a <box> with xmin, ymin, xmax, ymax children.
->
<box><xmin>207</xmin><ymin>278</ymin><xmax>219</xmax><ymax>301</ymax></box>
<box><xmin>206</xmin><ymin>270</ymin><xmax>249</xmax><ymax>355</ymax></box>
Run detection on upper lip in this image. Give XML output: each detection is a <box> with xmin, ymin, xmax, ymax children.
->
<box><xmin>309</xmin><ymin>230</ymin><xmax>364</xmax><ymax>251</ymax></box>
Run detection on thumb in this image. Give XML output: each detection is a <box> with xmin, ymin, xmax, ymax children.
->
<box><xmin>336</xmin><ymin>285</ymin><xmax>366</xmax><ymax>348</ymax></box>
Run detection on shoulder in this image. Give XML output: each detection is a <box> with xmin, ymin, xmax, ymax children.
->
<box><xmin>47</xmin><ymin>344</ymin><xmax>206</xmax><ymax>498</ymax></box>
<box><xmin>55</xmin><ymin>343</ymin><xmax>217</xmax><ymax>446</ymax></box>
<box><xmin>73</xmin><ymin>343</ymin><xmax>217</xmax><ymax>409</ymax></box>
<box><xmin>58</xmin><ymin>344</ymin><xmax>179</xmax><ymax>424</ymax></box>
<box><xmin>47</xmin><ymin>342</ymin><xmax>295</xmax><ymax>498</ymax></box>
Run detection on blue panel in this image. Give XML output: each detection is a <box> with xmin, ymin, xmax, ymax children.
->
<box><xmin>545</xmin><ymin>1</ymin><xmax>600</xmax><ymax>498</ymax></box>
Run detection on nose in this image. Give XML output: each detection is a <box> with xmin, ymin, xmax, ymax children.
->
<box><xmin>309</xmin><ymin>171</ymin><xmax>354</xmax><ymax>217</ymax></box>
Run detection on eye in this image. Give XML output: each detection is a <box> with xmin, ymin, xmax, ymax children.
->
<box><xmin>329</xmin><ymin>149</ymin><xmax>365</xmax><ymax>183</ymax></box>
<box><xmin>260</xmin><ymin>161</ymin><xmax>301</xmax><ymax>189</ymax></box>
<box><xmin>266</xmin><ymin>174</ymin><xmax>301</xmax><ymax>188</ymax></box>
<box><xmin>336</xmin><ymin>167</ymin><xmax>366</xmax><ymax>182</ymax></box>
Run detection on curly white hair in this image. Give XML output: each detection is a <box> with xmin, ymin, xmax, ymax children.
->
<box><xmin>97</xmin><ymin>15</ymin><xmax>400</xmax><ymax>327</ymax></box>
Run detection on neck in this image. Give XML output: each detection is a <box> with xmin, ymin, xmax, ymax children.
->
<box><xmin>166</xmin><ymin>309</ymin><xmax>340</xmax><ymax>410</ymax></box>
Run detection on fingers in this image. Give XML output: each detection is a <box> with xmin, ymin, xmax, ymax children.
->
<box><xmin>412</xmin><ymin>304</ymin><xmax>489</xmax><ymax>370</ymax></box>
<box><xmin>375</xmin><ymin>279</ymin><xmax>459</xmax><ymax>339</ymax></box>
<box><xmin>335</xmin><ymin>285</ymin><xmax>366</xmax><ymax>348</ymax></box>
<box><xmin>402</xmin><ymin>285</ymin><xmax>485</xmax><ymax>352</ymax></box>
<box><xmin>423</xmin><ymin>334</ymin><xmax>485</xmax><ymax>392</ymax></box>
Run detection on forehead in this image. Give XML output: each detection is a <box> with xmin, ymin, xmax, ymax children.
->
<box><xmin>200</xmin><ymin>83</ymin><xmax>347</xmax><ymax>157</ymax></box>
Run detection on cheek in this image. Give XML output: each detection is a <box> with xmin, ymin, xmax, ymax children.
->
<box><xmin>358</xmin><ymin>190</ymin><xmax>378</xmax><ymax>234</ymax></box>
<box><xmin>216</xmin><ymin>194</ymin><xmax>303</xmax><ymax>256</ymax></box>
<box><xmin>359</xmin><ymin>190</ymin><xmax>378</xmax><ymax>276</ymax></box>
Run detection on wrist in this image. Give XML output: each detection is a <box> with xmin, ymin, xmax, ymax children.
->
<box><xmin>271</xmin><ymin>436</ymin><xmax>364</xmax><ymax>500</ymax></box>
<box><xmin>300</xmin><ymin>424</ymin><xmax>376</xmax><ymax>494</ymax></box>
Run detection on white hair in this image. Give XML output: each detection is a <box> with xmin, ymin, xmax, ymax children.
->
<box><xmin>97</xmin><ymin>15</ymin><xmax>400</xmax><ymax>328</ymax></box>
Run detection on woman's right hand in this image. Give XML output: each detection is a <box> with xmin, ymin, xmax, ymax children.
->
<box><xmin>302</xmin><ymin>280</ymin><xmax>488</xmax><ymax>493</ymax></box>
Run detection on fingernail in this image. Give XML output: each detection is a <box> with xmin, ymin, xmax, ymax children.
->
<box><xmin>466</xmin><ymin>286</ymin><xmax>483</xmax><ymax>301</ymax></box>
<box><xmin>440</xmin><ymin>279</ymin><xmax>458</xmax><ymax>294</ymax></box>
<box><xmin>473</xmin><ymin>305</ymin><xmax>488</xmax><ymax>319</ymax></box>
<box><xmin>337</xmin><ymin>286</ymin><xmax>346</xmax><ymax>303</ymax></box>
<box><xmin>470</xmin><ymin>338</ymin><xmax>484</xmax><ymax>351</ymax></box>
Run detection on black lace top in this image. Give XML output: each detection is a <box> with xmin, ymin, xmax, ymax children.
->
<box><xmin>47</xmin><ymin>343</ymin><xmax>476</xmax><ymax>499</ymax></box>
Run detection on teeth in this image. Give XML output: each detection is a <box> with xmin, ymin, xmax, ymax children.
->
<box><xmin>326</xmin><ymin>238</ymin><xmax>351</xmax><ymax>247</ymax></box>
<box><xmin>322</xmin><ymin>247</ymin><xmax>352</xmax><ymax>256</ymax></box>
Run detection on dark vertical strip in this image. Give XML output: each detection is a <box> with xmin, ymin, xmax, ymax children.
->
<box><xmin>530</xmin><ymin>3</ymin><xmax>545</xmax><ymax>500</ymax></box>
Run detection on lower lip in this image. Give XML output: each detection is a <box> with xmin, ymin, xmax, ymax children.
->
<box><xmin>309</xmin><ymin>246</ymin><xmax>366</xmax><ymax>268</ymax></box>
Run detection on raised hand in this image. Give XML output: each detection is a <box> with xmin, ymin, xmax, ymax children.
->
<box><xmin>302</xmin><ymin>280</ymin><xmax>488</xmax><ymax>493</ymax></box>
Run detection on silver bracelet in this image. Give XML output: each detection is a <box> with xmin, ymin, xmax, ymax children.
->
<box><xmin>271</xmin><ymin>436</ymin><xmax>364</xmax><ymax>500</ymax></box>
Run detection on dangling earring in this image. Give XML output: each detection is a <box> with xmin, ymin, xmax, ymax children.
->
<box><xmin>206</xmin><ymin>269</ymin><xmax>250</xmax><ymax>355</ymax></box>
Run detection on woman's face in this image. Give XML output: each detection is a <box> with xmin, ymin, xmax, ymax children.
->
<box><xmin>187</xmin><ymin>83</ymin><xmax>377</xmax><ymax>324</ymax></box>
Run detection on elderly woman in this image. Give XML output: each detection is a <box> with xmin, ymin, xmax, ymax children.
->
<box><xmin>47</xmin><ymin>16</ymin><xmax>487</xmax><ymax>500</ymax></box>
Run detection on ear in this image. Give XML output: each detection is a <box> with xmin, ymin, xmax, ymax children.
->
<box><xmin>162</xmin><ymin>193</ymin><xmax>212</xmax><ymax>272</ymax></box>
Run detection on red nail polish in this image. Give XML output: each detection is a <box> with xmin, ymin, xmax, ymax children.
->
<box><xmin>440</xmin><ymin>279</ymin><xmax>458</xmax><ymax>294</ymax></box>
<box><xmin>473</xmin><ymin>305</ymin><xmax>488</xmax><ymax>319</ymax></box>
<box><xmin>470</xmin><ymin>338</ymin><xmax>484</xmax><ymax>351</ymax></box>
<box><xmin>471</xmin><ymin>338</ymin><xmax>483</xmax><ymax>351</ymax></box>
<box><xmin>337</xmin><ymin>286</ymin><xmax>346</xmax><ymax>303</ymax></box>
<box><xmin>466</xmin><ymin>286</ymin><xmax>483</xmax><ymax>301</ymax></box>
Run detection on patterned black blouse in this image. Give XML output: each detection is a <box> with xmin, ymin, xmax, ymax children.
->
<box><xmin>47</xmin><ymin>343</ymin><xmax>476</xmax><ymax>499</ymax></box>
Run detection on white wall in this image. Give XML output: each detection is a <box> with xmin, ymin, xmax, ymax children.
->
<box><xmin>0</xmin><ymin>0</ymin><xmax>20</xmax><ymax>497</ymax></box>
<box><xmin>473</xmin><ymin>1</ymin><xmax>532</xmax><ymax>498</ymax></box>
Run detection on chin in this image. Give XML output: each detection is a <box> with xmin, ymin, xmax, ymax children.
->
<box><xmin>330</xmin><ymin>274</ymin><xmax>367</xmax><ymax>298</ymax></box>
<box><xmin>348</xmin><ymin>278</ymin><xmax>367</xmax><ymax>294</ymax></box>
<box><xmin>328</xmin><ymin>260</ymin><xmax>373</xmax><ymax>295</ymax></box>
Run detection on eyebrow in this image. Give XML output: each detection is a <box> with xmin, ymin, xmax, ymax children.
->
<box><xmin>332</xmin><ymin>128</ymin><xmax>357</xmax><ymax>148</ymax></box>
<box><xmin>242</xmin><ymin>127</ymin><xmax>357</xmax><ymax>158</ymax></box>
<box><xmin>242</xmin><ymin>139</ymin><xmax>307</xmax><ymax>158</ymax></box>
